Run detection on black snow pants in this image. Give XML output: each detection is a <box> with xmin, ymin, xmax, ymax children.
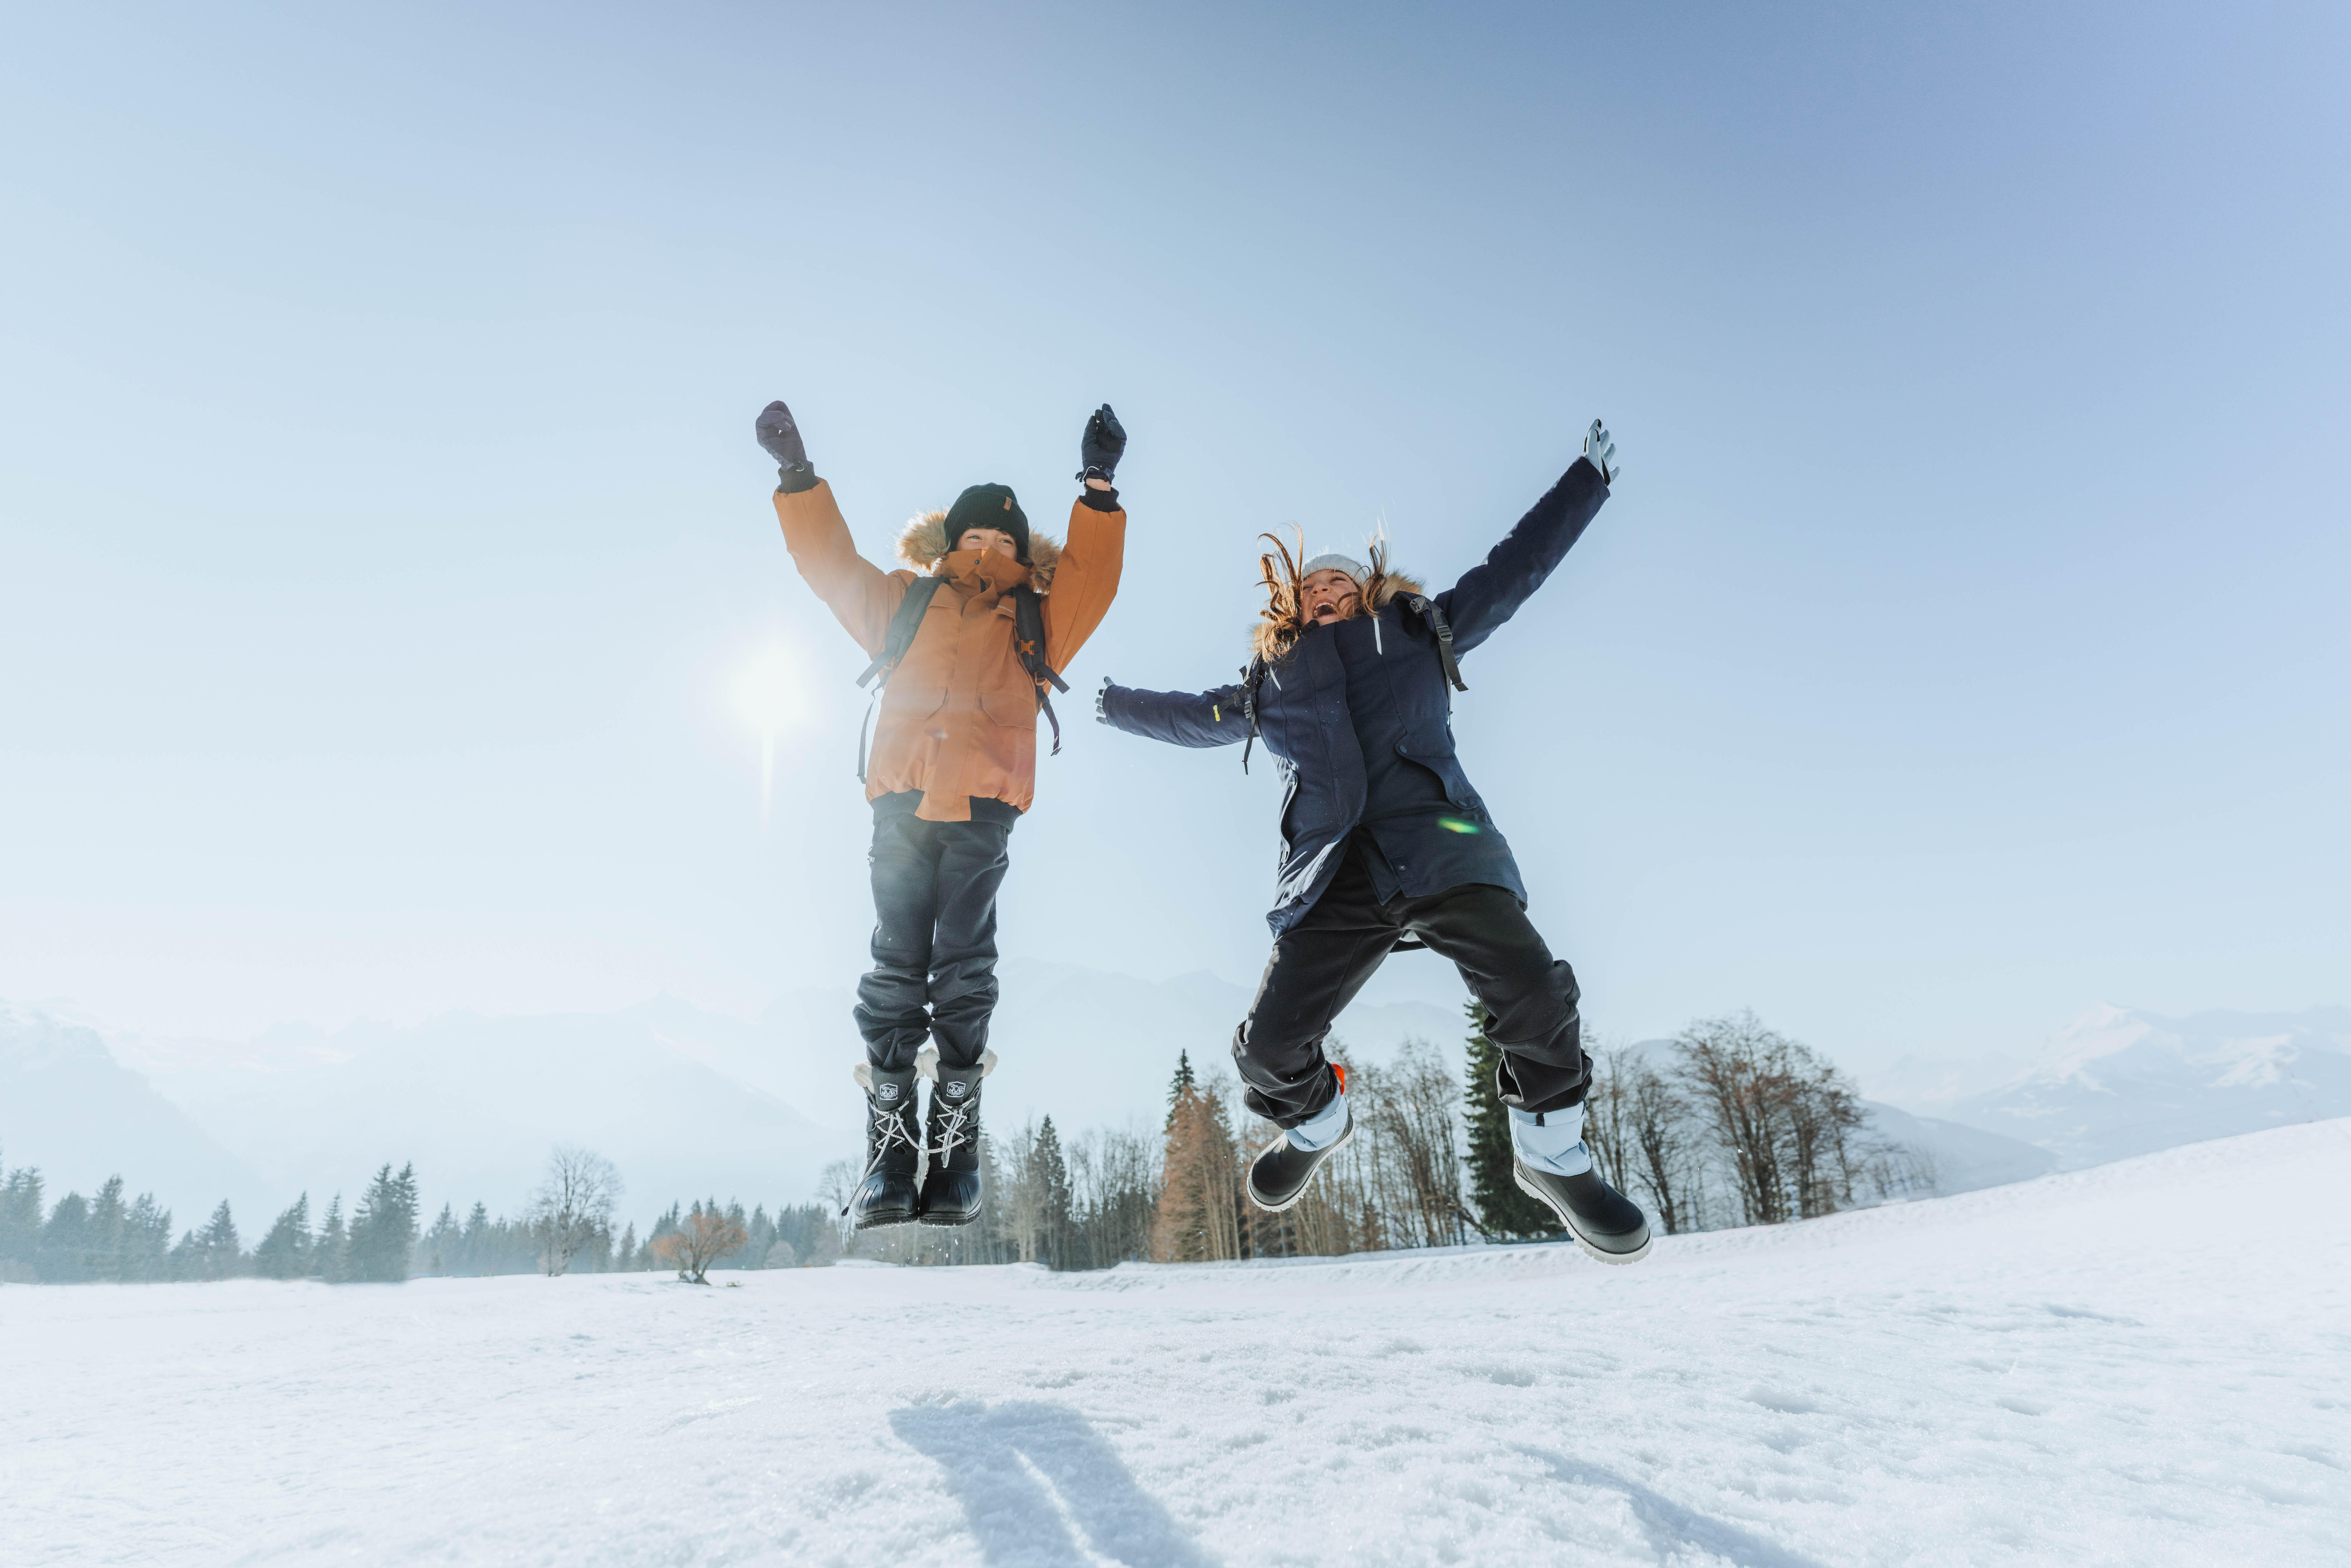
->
<box><xmin>1234</xmin><ymin>834</ymin><xmax>1588</xmax><ymax>1125</ymax></box>
<box><xmin>855</xmin><ymin>811</ymin><xmax>1014</xmax><ymax>1073</ymax></box>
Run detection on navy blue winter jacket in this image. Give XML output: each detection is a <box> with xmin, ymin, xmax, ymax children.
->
<box><xmin>1099</xmin><ymin>457</ymin><xmax>1611</xmax><ymax>935</ymax></box>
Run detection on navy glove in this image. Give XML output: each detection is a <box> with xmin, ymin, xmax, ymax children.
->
<box><xmin>757</xmin><ymin>401</ymin><xmax>815</xmax><ymax>489</ymax></box>
<box><xmin>1078</xmin><ymin>404</ymin><xmax>1126</xmax><ymax>485</ymax></box>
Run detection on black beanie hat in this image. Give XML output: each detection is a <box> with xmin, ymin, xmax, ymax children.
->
<box><xmin>943</xmin><ymin>483</ymin><xmax>1030</xmax><ymax>561</ymax></box>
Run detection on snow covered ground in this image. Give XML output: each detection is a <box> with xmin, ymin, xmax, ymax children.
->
<box><xmin>7</xmin><ymin>1122</ymin><xmax>2348</xmax><ymax>1567</ymax></box>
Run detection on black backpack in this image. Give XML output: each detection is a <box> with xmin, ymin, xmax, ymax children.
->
<box><xmin>852</xmin><ymin>576</ymin><xmax>1070</xmax><ymax>781</ymax></box>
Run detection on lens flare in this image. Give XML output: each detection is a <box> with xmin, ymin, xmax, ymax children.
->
<box><xmin>731</xmin><ymin>646</ymin><xmax>805</xmax><ymax>830</ymax></box>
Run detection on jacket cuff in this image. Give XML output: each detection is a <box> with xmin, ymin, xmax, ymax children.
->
<box><xmin>775</xmin><ymin>464</ymin><xmax>819</xmax><ymax>496</ymax></box>
<box><xmin>1079</xmin><ymin>483</ymin><xmax>1121</xmax><ymax>512</ymax></box>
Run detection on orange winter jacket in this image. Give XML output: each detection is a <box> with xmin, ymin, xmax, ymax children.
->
<box><xmin>774</xmin><ymin>480</ymin><xmax>1126</xmax><ymax>821</ymax></box>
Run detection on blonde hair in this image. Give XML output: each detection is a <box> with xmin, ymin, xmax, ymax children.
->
<box><xmin>1250</xmin><ymin>529</ymin><xmax>1397</xmax><ymax>663</ymax></box>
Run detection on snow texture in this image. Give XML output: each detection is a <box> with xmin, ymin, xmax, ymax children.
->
<box><xmin>6</xmin><ymin>1121</ymin><xmax>2347</xmax><ymax>1567</ymax></box>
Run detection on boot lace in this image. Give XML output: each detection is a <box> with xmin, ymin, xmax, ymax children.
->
<box><xmin>929</xmin><ymin>1096</ymin><xmax>976</xmax><ymax>1162</ymax></box>
<box><xmin>863</xmin><ymin>1098</ymin><xmax>920</xmax><ymax>1175</ymax></box>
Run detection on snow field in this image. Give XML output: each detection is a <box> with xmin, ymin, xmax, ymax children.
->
<box><xmin>5</xmin><ymin>1120</ymin><xmax>2348</xmax><ymax>1567</ymax></box>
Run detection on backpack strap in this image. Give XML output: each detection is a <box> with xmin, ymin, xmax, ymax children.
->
<box><xmin>854</xmin><ymin>576</ymin><xmax>947</xmax><ymax>781</ymax></box>
<box><xmin>1010</xmin><ymin>585</ymin><xmax>1069</xmax><ymax>757</ymax></box>
<box><xmin>1238</xmin><ymin>658</ymin><xmax>1267</xmax><ymax>774</ymax></box>
<box><xmin>1405</xmin><ymin>595</ymin><xmax>1468</xmax><ymax>694</ymax></box>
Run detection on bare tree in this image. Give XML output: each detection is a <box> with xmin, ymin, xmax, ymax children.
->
<box><xmin>1621</xmin><ymin>1053</ymin><xmax>1703</xmax><ymax>1235</ymax></box>
<box><xmin>1357</xmin><ymin>1040</ymin><xmax>1467</xmax><ymax>1250</ymax></box>
<box><xmin>1582</xmin><ymin>1046</ymin><xmax>1633</xmax><ymax>1195</ymax></box>
<box><xmin>650</xmin><ymin>1203</ymin><xmax>748</xmax><ymax>1283</ymax></box>
<box><xmin>528</xmin><ymin>1146</ymin><xmax>622</xmax><ymax>1277</ymax></box>
<box><xmin>1673</xmin><ymin>1011</ymin><xmax>1874</xmax><ymax>1227</ymax></box>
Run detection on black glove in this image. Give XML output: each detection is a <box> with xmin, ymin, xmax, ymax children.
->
<box><xmin>1078</xmin><ymin>403</ymin><xmax>1126</xmax><ymax>485</ymax></box>
<box><xmin>756</xmin><ymin>400</ymin><xmax>814</xmax><ymax>489</ymax></box>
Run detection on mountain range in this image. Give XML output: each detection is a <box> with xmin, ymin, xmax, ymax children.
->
<box><xmin>1931</xmin><ymin>1004</ymin><xmax>2351</xmax><ymax>1169</ymax></box>
<box><xmin>14</xmin><ymin>984</ymin><xmax>2343</xmax><ymax>1231</ymax></box>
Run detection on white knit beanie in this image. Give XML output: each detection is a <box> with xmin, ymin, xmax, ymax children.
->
<box><xmin>1301</xmin><ymin>552</ymin><xmax>1367</xmax><ymax>584</ymax></box>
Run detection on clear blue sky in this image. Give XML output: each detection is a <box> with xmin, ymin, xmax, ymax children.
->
<box><xmin>2</xmin><ymin>2</ymin><xmax>2344</xmax><ymax>1080</ymax></box>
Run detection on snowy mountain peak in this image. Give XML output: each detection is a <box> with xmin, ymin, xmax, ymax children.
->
<box><xmin>1947</xmin><ymin>1004</ymin><xmax>2351</xmax><ymax>1168</ymax></box>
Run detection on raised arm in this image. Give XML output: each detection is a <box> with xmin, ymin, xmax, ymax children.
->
<box><xmin>1041</xmin><ymin>405</ymin><xmax>1128</xmax><ymax>672</ymax></box>
<box><xmin>1437</xmin><ymin>420</ymin><xmax>1619</xmax><ymax>657</ymax></box>
<box><xmin>1097</xmin><ymin>677</ymin><xmax>1252</xmax><ymax>749</ymax></box>
<box><xmin>758</xmin><ymin>400</ymin><xmax>906</xmax><ymax>656</ymax></box>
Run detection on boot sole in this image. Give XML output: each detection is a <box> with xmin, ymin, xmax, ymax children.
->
<box><xmin>851</xmin><ymin>1207</ymin><xmax>921</xmax><ymax>1232</ymax></box>
<box><xmin>1247</xmin><ymin>1122</ymin><xmax>1357</xmax><ymax>1213</ymax></box>
<box><xmin>1513</xmin><ymin>1165</ymin><xmax>1654</xmax><ymax>1266</ymax></box>
<box><xmin>918</xmin><ymin>1206</ymin><xmax>981</xmax><ymax>1228</ymax></box>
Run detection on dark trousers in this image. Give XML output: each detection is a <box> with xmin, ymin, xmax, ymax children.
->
<box><xmin>1234</xmin><ymin>835</ymin><xmax>1587</xmax><ymax>1124</ymax></box>
<box><xmin>855</xmin><ymin>813</ymin><xmax>1014</xmax><ymax>1073</ymax></box>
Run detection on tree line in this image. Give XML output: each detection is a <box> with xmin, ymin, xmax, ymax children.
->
<box><xmin>824</xmin><ymin>1007</ymin><xmax>1935</xmax><ymax>1270</ymax></box>
<box><xmin>3</xmin><ymin>1008</ymin><xmax>1935</xmax><ymax>1283</ymax></box>
<box><xmin>0</xmin><ymin>1143</ymin><xmax>830</xmax><ymax>1287</ymax></box>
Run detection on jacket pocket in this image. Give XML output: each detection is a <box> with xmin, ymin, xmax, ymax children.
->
<box><xmin>980</xmin><ymin>681</ymin><xmax>1040</xmax><ymax>729</ymax></box>
<box><xmin>1395</xmin><ymin>737</ymin><xmax>1481</xmax><ymax>814</ymax></box>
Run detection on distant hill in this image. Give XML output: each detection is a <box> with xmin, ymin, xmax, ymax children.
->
<box><xmin>725</xmin><ymin>958</ymin><xmax>1469</xmax><ymax>1141</ymax></box>
<box><xmin>0</xmin><ymin>1003</ymin><xmax>271</xmax><ymax>1227</ymax></box>
<box><xmin>1861</xmin><ymin>1101</ymin><xmax>2058</xmax><ymax>1194</ymax></box>
<box><xmin>137</xmin><ymin>1006</ymin><xmax>852</xmax><ymax>1226</ymax></box>
<box><xmin>1938</xmin><ymin>1005</ymin><xmax>2351</xmax><ymax>1169</ymax></box>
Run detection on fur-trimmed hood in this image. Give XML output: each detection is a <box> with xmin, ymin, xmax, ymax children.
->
<box><xmin>896</xmin><ymin>510</ymin><xmax>1063</xmax><ymax>593</ymax></box>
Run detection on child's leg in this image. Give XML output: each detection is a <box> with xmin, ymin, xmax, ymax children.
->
<box><xmin>1232</xmin><ymin>844</ymin><xmax>1399</xmax><ymax>1126</ymax></box>
<box><xmin>924</xmin><ymin>819</ymin><xmax>1013</xmax><ymax>1073</ymax></box>
<box><xmin>854</xmin><ymin>814</ymin><xmax>945</xmax><ymax>1071</ymax></box>
<box><xmin>1405</xmin><ymin>884</ymin><xmax>1586</xmax><ymax>1112</ymax></box>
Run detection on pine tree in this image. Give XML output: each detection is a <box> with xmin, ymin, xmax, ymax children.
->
<box><xmin>347</xmin><ymin>1164</ymin><xmax>420</xmax><ymax>1282</ymax></box>
<box><xmin>1462</xmin><ymin>1003</ymin><xmax>1564</xmax><ymax>1240</ymax></box>
<box><xmin>197</xmin><ymin>1201</ymin><xmax>243</xmax><ymax>1279</ymax></box>
<box><xmin>1034</xmin><ymin>1117</ymin><xmax>1073</xmax><ymax>1268</ymax></box>
<box><xmin>458</xmin><ymin>1201</ymin><xmax>490</xmax><ymax>1275</ymax></box>
<box><xmin>314</xmin><ymin>1194</ymin><xmax>349</xmax><ymax>1282</ymax></box>
<box><xmin>123</xmin><ymin>1193</ymin><xmax>172</xmax><ymax>1281</ymax></box>
<box><xmin>421</xmin><ymin>1204</ymin><xmax>459</xmax><ymax>1276</ymax></box>
<box><xmin>40</xmin><ymin>1191</ymin><xmax>91</xmax><ymax>1282</ymax></box>
<box><xmin>86</xmin><ymin>1177</ymin><xmax>129</xmax><ymax>1282</ymax></box>
<box><xmin>255</xmin><ymin>1194</ymin><xmax>313</xmax><ymax>1279</ymax></box>
<box><xmin>0</xmin><ymin>1160</ymin><xmax>46</xmax><ymax>1282</ymax></box>
<box><xmin>1165</xmin><ymin>1050</ymin><xmax>1197</xmax><ymax>1131</ymax></box>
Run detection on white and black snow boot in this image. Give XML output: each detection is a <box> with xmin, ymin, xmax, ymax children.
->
<box><xmin>916</xmin><ymin>1047</ymin><xmax>994</xmax><ymax>1227</ymax></box>
<box><xmin>1246</xmin><ymin>1072</ymin><xmax>1354</xmax><ymax>1212</ymax></box>
<box><xmin>847</xmin><ymin>1063</ymin><xmax>922</xmax><ymax>1230</ymax></box>
<box><xmin>1512</xmin><ymin>1161</ymin><xmax>1653</xmax><ymax>1264</ymax></box>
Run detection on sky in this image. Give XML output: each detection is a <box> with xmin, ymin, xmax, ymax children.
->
<box><xmin>2</xmin><ymin>1</ymin><xmax>2345</xmax><ymax>1088</ymax></box>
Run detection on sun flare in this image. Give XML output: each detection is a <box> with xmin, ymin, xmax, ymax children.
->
<box><xmin>730</xmin><ymin>646</ymin><xmax>806</xmax><ymax>830</ymax></box>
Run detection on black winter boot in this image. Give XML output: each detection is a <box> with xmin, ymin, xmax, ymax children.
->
<box><xmin>916</xmin><ymin>1048</ymin><xmax>995</xmax><ymax>1227</ymax></box>
<box><xmin>847</xmin><ymin>1063</ymin><xmax>922</xmax><ymax>1230</ymax></box>
<box><xmin>1246</xmin><ymin>1101</ymin><xmax>1355</xmax><ymax>1212</ymax></box>
<box><xmin>1512</xmin><ymin>1160</ymin><xmax>1653</xmax><ymax>1264</ymax></box>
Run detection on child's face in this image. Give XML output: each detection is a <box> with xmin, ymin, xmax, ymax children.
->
<box><xmin>1303</xmin><ymin>569</ymin><xmax>1361</xmax><ymax>623</ymax></box>
<box><xmin>956</xmin><ymin>528</ymin><xmax>1018</xmax><ymax>559</ymax></box>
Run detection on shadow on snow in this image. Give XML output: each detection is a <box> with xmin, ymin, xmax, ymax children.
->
<box><xmin>891</xmin><ymin>1400</ymin><xmax>1219</xmax><ymax>1567</ymax></box>
<box><xmin>1520</xmin><ymin>1446</ymin><xmax>1830</xmax><ymax>1568</ymax></box>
